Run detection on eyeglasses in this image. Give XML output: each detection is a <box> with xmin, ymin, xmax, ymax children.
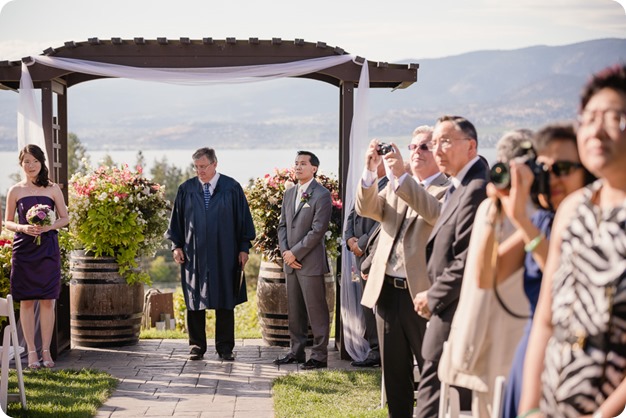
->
<box><xmin>408</xmin><ymin>143</ymin><xmax>430</xmax><ymax>152</ymax></box>
<box><xmin>577</xmin><ymin>108</ymin><xmax>626</xmax><ymax>132</ymax></box>
<box><xmin>193</xmin><ymin>162</ymin><xmax>215</xmax><ymax>171</ymax></box>
<box><xmin>545</xmin><ymin>161</ymin><xmax>583</xmax><ymax>177</ymax></box>
<box><xmin>427</xmin><ymin>137</ymin><xmax>471</xmax><ymax>151</ymax></box>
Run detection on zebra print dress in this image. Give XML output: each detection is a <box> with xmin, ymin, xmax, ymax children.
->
<box><xmin>541</xmin><ymin>181</ymin><xmax>626</xmax><ymax>417</ymax></box>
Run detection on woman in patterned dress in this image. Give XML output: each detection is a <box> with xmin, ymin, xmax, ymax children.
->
<box><xmin>519</xmin><ymin>65</ymin><xmax>626</xmax><ymax>418</ymax></box>
<box><xmin>4</xmin><ymin>144</ymin><xmax>69</xmax><ymax>369</ymax></box>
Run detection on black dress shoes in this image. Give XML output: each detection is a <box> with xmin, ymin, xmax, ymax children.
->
<box><xmin>189</xmin><ymin>348</ymin><xmax>204</xmax><ymax>361</ymax></box>
<box><xmin>273</xmin><ymin>353</ymin><xmax>305</xmax><ymax>365</ymax></box>
<box><xmin>218</xmin><ymin>351</ymin><xmax>235</xmax><ymax>361</ymax></box>
<box><xmin>351</xmin><ymin>357</ymin><xmax>381</xmax><ymax>367</ymax></box>
<box><xmin>300</xmin><ymin>359</ymin><xmax>327</xmax><ymax>370</ymax></box>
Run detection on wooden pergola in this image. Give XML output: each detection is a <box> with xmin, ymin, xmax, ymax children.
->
<box><xmin>0</xmin><ymin>37</ymin><xmax>419</xmax><ymax>358</ymax></box>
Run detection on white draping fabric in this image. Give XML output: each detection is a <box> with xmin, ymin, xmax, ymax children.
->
<box><xmin>17</xmin><ymin>62</ymin><xmax>45</xmax><ymax>151</ymax></box>
<box><xmin>29</xmin><ymin>55</ymin><xmax>355</xmax><ymax>85</ymax></box>
<box><xmin>16</xmin><ymin>53</ymin><xmax>371</xmax><ymax>360</ymax></box>
<box><xmin>340</xmin><ymin>62</ymin><xmax>370</xmax><ymax>361</ymax></box>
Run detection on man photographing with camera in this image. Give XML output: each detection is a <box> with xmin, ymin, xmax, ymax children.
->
<box><xmin>356</xmin><ymin>127</ymin><xmax>450</xmax><ymax>417</ymax></box>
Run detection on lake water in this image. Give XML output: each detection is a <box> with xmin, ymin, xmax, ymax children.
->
<box><xmin>0</xmin><ymin>147</ymin><xmax>497</xmax><ymax>194</ymax></box>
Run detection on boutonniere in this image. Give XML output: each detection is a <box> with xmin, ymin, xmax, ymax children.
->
<box><xmin>300</xmin><ymin>191</ymin><xmax>312</xmax><ymax>203</ymax></box>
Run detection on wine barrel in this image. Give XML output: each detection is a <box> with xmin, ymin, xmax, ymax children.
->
<box><xmin>69</xmin><ymin>250</ymin><xmax>144</xmax><ymax>347</ymax></box>
<box><xmin>256</xmin><ymin>259</ymin><xmax>335</xmax><ymax>347</ymax></box>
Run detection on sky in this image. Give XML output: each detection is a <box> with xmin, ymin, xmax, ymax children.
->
<box><xmin>0</xmin><ymin>0</ymin><xmax>624</xmax><ymax>63</ymax></box>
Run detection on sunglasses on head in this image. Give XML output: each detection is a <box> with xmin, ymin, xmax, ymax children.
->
<box><xmin>546</xmin><ymin>161</ymin><xmax>583</xmax><ymax>177</ymax></box>
<box><xmin>408</xmin><ymin>143</ymin><xmax>430</xmax><ymax>151</ymax></box>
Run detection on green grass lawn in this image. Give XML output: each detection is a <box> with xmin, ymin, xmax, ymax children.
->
<box><xmin>5</xmin><ymin>368</ymin><xmax>118</xmax><ymax>417</ymax></box>
<box><xmin>272</xmin><ymin>369</ymin><xmax>387</xmax><ymax>418</ymax></box>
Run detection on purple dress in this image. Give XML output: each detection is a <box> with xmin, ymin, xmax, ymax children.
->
<box><xmin>10</xmin><ymin>196</ymin><xmax>61</xmax><ymax>301</ymax></box>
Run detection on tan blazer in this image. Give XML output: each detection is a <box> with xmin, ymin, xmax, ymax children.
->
<box><xmin>356</xmin><ymin>173</ymin><xmax>449</xmax><ymax>308</ymax></box>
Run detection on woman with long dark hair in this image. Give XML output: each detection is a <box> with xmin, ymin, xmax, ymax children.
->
<box><xmin>4</xmin><ymin>144</ymin><xmax>69</xmax><ymax>369</ymax></box>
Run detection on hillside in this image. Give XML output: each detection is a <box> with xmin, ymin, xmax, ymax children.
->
<box><xmin>0</xmin><ymin>37</ymin><xmax>624</xmax><ymax>151</ymax></box>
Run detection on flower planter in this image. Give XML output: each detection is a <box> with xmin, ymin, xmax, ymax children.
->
<box><xmin>256</xmin><ymin>259</ymin><xmax>335</xmax><ymax>346</ymax></box>
<box><xmin>69</xmin><ymin>250</ymin><xmax>144</xmax><ymax>347</ymax></box>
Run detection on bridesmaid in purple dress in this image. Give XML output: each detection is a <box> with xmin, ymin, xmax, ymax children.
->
<box><xmin>4</xmin><ymin>144</ymin><xmax>69</xmax><ymax>369</ymax></box>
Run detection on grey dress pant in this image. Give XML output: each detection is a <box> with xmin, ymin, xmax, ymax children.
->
<box><xmin>286</xmin><ymin>271</ymin><xmax>329</xmax><ymax>362</ymax></box>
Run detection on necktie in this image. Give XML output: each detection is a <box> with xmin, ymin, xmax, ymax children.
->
<box><xmin>203</xmin><ymin>183</ymin><xmax>212</xmax><ymax>209</ymax></box>
<box><xmin>442</xmin><ymin>184</ymin><xmax>456</xmax><ymax>211</ymax></box>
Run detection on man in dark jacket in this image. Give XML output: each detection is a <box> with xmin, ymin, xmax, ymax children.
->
<box><xmin>413</xmin><ymin>116</ymin><xmax>489</xmax><ymax>417</ymax></box>
<box><xmin>166</xmin><ymin>147</ymin><xmax>255</xmax><ymax>361</ymax></box>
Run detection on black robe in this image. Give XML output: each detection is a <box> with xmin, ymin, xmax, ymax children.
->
<box><xmin>165</xmin><ymin>175</ymin><xmax>255</xmax><ymax>310</ymax></box>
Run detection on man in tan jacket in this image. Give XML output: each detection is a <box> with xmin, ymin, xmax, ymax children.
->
<box><xmin>356</xmin><ymin>127</ymin><xmax>449</xmax><ymax>418</ymax></box>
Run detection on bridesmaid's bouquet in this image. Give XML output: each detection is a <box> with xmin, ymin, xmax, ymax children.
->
<box><xmin>25</xmin><ymin>204</ymin><xmax>54</xmax><ymax>245</ymax></box>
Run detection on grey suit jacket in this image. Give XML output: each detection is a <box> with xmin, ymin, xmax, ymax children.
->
<box><xmin>422</xmin><ymin>158</ymin><xmax>489</xmax><ymax>361</ymax></box>
<box><xmin>356</xmin><ymin>172</ymin><xmax>450</xmax><ymax>308</ymax></box>
<box><xmin>278</xmin><ymin>179</ymin><xmax>332</xmax><ymax>276</ymax></box>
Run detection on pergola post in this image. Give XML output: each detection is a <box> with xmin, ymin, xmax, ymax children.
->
<box><xmin>40</xmin><ymin>78</ymin><xmax>71</xmax><ymax>359</ymax></box>
<box><xmin>337</xmin><ymin>80</ymin><xmax>354</xmax><ymax>359</ymax></box>
<box><xmin>40</xmin><ymin>78</ymin><xmax>68</xmax><ymax>199</ymax></box>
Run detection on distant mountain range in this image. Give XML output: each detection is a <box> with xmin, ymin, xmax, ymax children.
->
<box><xmin>0</xmin><ymin>37</ymin><xmax>624</xmax><ymax>151</ymax></box>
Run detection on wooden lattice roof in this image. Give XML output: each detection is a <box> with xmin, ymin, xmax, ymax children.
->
<box><xmin>0</xmin><ymin>37</ymin><xmax>418</xmax><ymax>90</ymax></box>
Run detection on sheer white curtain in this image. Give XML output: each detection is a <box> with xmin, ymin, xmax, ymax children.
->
<box><xmin>17</xmin><ymin>54</ymin><xmax>371</xmax><ymax>360</ymax></box>
<box><xmin>340</xmin><ymin>63</ymin><xmax>371</xmax><ymax>361</ymax></box>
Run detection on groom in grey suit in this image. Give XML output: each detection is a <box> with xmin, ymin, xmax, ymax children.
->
<box><xmin>275</xmin><ymin>150</ymin><xmax>332</xmax><ymax>370</ymax></box>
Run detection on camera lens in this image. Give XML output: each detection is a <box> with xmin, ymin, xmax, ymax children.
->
<box><xmin>490</xmin><ymin>162</ymin><xmax>511</xmax><ymax>189</ymax></box>
<box><xmin>377</xmin><ymin>143</ymin><xmax>393</xmax><ymax>155</ymax></box>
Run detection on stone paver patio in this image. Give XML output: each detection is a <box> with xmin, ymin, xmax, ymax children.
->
<box><xmin>54</xmin><ymin>338</ymin><xmax>357</xmax><ymax>418</ymax></box>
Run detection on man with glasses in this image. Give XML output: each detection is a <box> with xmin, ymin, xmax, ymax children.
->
<box><xmin>413</xmin><ymin>116</ymin><xmax>489</xmax><ymax>418</ymax></box>
<box><xmin>356</xmin><ymin>126</ymin><xmax>449</xmax><ymax>417</ymax></box>
<box><xmin>166</xmin><ymin>147</ymin><xmax>255</xmax><ymax>362</ymax></box>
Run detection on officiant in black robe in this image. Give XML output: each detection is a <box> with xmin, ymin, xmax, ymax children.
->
<box><xmin>166</xmin><ymin>147</ymin><xmax>255</xmax><ymax>361</ymax></box>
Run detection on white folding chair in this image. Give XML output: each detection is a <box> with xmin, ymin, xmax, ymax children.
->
<box><xmin>491</xmin><ymin>376</ymin><xmax>506</xmax><ymax>418</ymax></box>
<box><xmin>439</xmin><ymin>381</ymin><xmax>472</xmax><ymax>418</ymax></box>
<box><xmin>438</xmin><ymin>375</ymin><xmax>506</xmax><ymax>418</ymax></box>
<box><xmin>0</xmin><ymin>294</ymin><xmax>27</xmax><ymax>412</ymax></box>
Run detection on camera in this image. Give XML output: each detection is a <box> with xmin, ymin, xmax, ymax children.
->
<box><xmin>489</xmin><ymin>147</ymin><xmax>551</xmax><ymax>208</ymax></box>
<box><xmin>376</xmin><ymin>143</ymin><xmax>394</xmax><ymax>155</ymax></box>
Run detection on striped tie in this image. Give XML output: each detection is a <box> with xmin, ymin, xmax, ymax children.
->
<box><xmin>203</xmin><ymin>183</ymin><xmax>212</xmax><ymax>209</ymax></box>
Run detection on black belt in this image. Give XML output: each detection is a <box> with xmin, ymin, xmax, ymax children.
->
<box><xmin>384</xmin><ymin>275</ymin><xmax>408</xmax><ymax>290</ymax></box>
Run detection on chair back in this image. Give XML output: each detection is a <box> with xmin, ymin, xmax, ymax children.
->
<box><xmin>0</xmin><ymin>294</ymin><xmax>27</xmax><ymax>412</ymax></box>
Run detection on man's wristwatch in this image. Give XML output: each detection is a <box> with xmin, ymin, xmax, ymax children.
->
<box><xmin>593</xmin><ymin>410</ymin><xmax>604</xmax><ymax>418</ymax></box>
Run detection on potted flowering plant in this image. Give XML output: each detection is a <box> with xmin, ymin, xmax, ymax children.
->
<box><xmin>69</xmin><ymin>164</ymin><xmax>170</xmax><ymax>285</ymax></box>
<box><xmin>245</xmin><ymin>167</ymin><xmax>343</xmax><ymax>263</ymax></box>
<box><xmin>68</xmin><ymin>164</ymin><xmax>170</xmax><ymax>347</ymax></box>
